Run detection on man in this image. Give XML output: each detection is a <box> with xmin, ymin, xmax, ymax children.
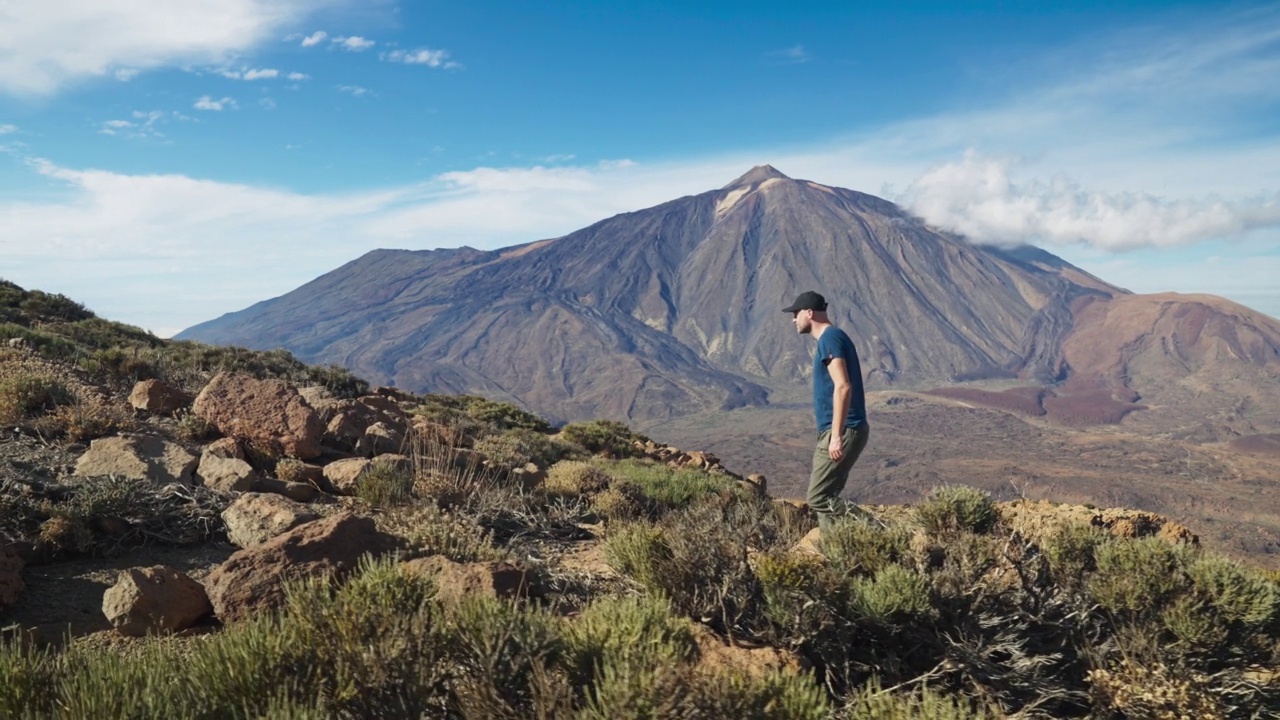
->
<box><xmin>782</xmin><ymin>290</ymin><xmax>869</xmax><ymax>531</ymax></box>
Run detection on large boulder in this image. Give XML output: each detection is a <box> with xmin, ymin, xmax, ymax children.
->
<box><xmin>128</xmin><ymin>379</ymin><xmax>192</xmax><ymax>415</ymax></box>
<box><xmin>102</xmin><ymin>566</ymin><xmax>212</xmax><ymax>636</ymax></box>
<box><xmin>74</xmin><ymin>435</ymin><xmax>198</xmax><ymax>485</ymax></box>
<box><xmin>193</xmin><ymin>372</ymin><xmax>324</xmax><ymax>460</ymax></box>
<box><xmin>204</xmin><ymin>513</ymin><xmax>400</xmax><ymax>623</ymax></box>
<box><xmin>196</xmin><ymin>452</ymin><xmax>259</xmax><ymax>493</ymax></box>
<box><xmin>0</xmin><ymin>547</ymin><xmax>23</xmax><ymax>610</ymax></box>
<box><xmin>221</xmin><ymin>492</ymin><xmax>320</xmax><ymax>548</ymax></box>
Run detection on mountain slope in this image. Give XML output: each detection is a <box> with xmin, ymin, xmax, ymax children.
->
<box><xmin>181</xmin><ymin>166</ymin><xmax>1134</xmax><ymax>422</ymax></box>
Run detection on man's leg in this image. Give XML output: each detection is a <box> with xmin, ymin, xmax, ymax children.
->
<box><xmin>806</xmin><ymin>424</ymin><xmax>871</xmax><ymax>531</ymax></box>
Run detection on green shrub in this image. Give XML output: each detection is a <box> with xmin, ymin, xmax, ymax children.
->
<box><xmin>604</xmin><ymin>524</ymin><xmax>673</xmax><ymax>591</ymax></box>
<box><xmin>840</xmin><ymin>677</ymin><xmax>1001</xmax><ymax>719</ymax></box>
<box><xmin>1089</xmin><ymin>537</ymin><xmax>1192</xmax><ymax>617</ymax></box>
<box><xmin>561</xmin><ymin>419</ymin><xmax>648</xmax><ymax>459</ymax></box>
<box><xmin>1041</xmin><ymin>521</ymin><xmax>1107</xmax><ymax>588</ymax></box>
<box><xmin>0</xmin><ymin>637</ymin><xmax>57</xmax><ymax>718</ymax></box>
<box><xmin>820</xmin><ymin>518</ymin><xmax>912</xmax><ymax>577</ymax></box>
<box><xmin>848</xmin><ymin>564</ymin><xmax>935</xmax><ymax>623</ymax></box>
<box><xmin>383</xmin><ymin>506</ymin><xmax>508</xmax><ymax>563</ymax></box>
<box><xmin>1162</xmin><ymin>554</ymin><xmax>1280</xmax><ymax>653</ymax></box>
<box><xmin>916</xmin><ymin>485</ymin><xmax>998</xmax><ymax>535</ymax></box>
<box><xmin>688</xmin><ymin>669</ymin><xmax>830</xmax><ymax>720</ymax></box>
<box><xmin>0</xmin><ymin>373</ymin><xmax>73</xmax><ymax>423</ymax></box>
<box><xmin>589</xmin><ymin>481</ymin><xmax>650</xmax><ymax>522</ymax></box>
<box><xmin>355</xmin><ymin>458</ymin><xmax>416</xmax><ymax>508</ymax></box>
<box><xmin>461</xmin><ymin>398</ymin><xmax>551</xmax><ymax>432</ymax></box>
<box><xmin>19</xmin><ymin>290</ymin><xmax>94</xmax><ymax>322</ymax></box>
<box><xmin>593</xmin><ymin>458</ymin><xmax>728</xmax><ymax>512</ymax></box>
<box><xmin>473</xmin><ymin>427</ymin><xmax>575</xmax><ymax>469</ymax></box>
<box><xmin>563</xmin><ymin>594</ymin><xmax>697</xmax><ymax>688</ymax></box>
<box><xmin>440</xmin><ymin>596</ymin><xmax>564</xmax><ymax>717</ymax></box>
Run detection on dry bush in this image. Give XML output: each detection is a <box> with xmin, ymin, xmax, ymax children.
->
<box><xmin>593</xmin><ymin>458</ymin><xmax>730</xmax><ymax>513</ymax></box>
<box><xmin>560</xmin><ymin>419</ymin><xmax>648</xmax><ymax>459</ymax></box>
<box><xmin>545</xmin><ymin>460</ymin><xmax>612</xmax><ymax>497</ymax></box>
<box><xmin>0</xmin><ymin>372</ymin><xmax>73</xmax><ymax>425</ymax></box>
<box><xmin>1088</xmin><ymin>659</ymin><xmax>1226</xmax><ymax>720</ymax></box>
<box><xmin>380</xmin><ymin>505</ymin><xmax>508</xmax><ymax>563</ymax></box>
<box><xmin>917</xmin><ymin>485</ymin><xmax>998</xmax><ymax>536</ymax></box>
<box><xmin>355</xmin><ymin>457</ymin><xmax>416</xmax><ymax>508</ymax></box>
<box><xmin>589</xmin><ymin>482</ymin><xmax>650</xmax><ymax>523</ymax></box>
<box><xmin>472</xmin><ymin>427</ymin><xmax>577</xmax><ymax>470</ymax></box>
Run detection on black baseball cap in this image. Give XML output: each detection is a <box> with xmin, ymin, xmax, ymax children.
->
<box><xmin>782</xmin><ymin>291</ymin><xmax>827</xmax><ymax>313</ymax></box>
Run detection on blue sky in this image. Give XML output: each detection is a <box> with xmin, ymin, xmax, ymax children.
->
<box><xmin>2</xmin><ymin>0</ymin><xmax>1278</xmax><ymax>336</ymax></box>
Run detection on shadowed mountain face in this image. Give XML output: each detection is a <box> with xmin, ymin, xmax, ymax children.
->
<box><xmin>182</xmin><ymin>166</ymin><xmax>1215</xmax><ymax>423</ymax></box>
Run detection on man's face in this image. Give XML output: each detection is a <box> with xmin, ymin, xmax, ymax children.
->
<box><xmin>791</xmin><ymin>308</ymin><xmax>813</xmax><ymax>334</ymax></box>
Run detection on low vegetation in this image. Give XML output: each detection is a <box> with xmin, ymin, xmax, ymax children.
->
<box><xmin>2</xmin><ymin>279</ymin><xmax>1279</xmax><ymax>717</ymax></box>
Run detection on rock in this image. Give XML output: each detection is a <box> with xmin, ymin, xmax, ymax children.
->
<box><xmin>204</xmin><ymin>437</ymin><xmax>246</xmax><ymax>460</ymax></box>
<box><xmin>254</xmin><ymin>477</ymin><xmax>320</xmax><ymax>503</ymax></box>
<box><xmin>0</xmin><ymin>547</ymin><xmax>24</xmax><ymax>609</ymax></box>
<box><xmin>509</xmin><ymin>462</ymin><xmax>546</xmax><ymax>490</ymax></box>
<box><xmin>102</xmin><ymin>566</ymin><xmax>212</xmax><ymax>636</ymax></box>
<box><xmin>222</xmin><ymin>492</ymin><xmax>320</xmax><ymax>547</ymax></box>
<box><xmin>297</xmin><ymin>385</ymin><xmax>335</xmax><ymax>407</ymax></box>
<box><xmin>128</xmin><ymin>379</ymin><xmax>192</xmax><ymax>415</ymax></box>
<box><xmin>793</xmin><ymin>527</ymin><xmax>823</xmax><ymax>556</ymax></box>
<box><xmin>363</xmin><ymin>421</ymin><xmax>406</xmax><ymax>456</ymax></box>
<box><xmin>401</xmin><ymin>556</ymin><xmax>530</xmax><ymax>604</ymax></box>
<box><xmin>75</xmin><ymin>435</ymin><xmax>198</xmax><ymax>486</ymax></box>
<box><xmin>193</xmin><ymin>372</ymin><xmax>324</xmax><ymax>460</ymax></box>
<box><xmin>322</xmin><ymin>457</ymin><xmax>371</xmax><ymax>494</ymax></box>
<box><xmin>205</xmin><ymin>513</ymin><xmax>400</xmax><ymax>623</ymax></box>
<box><xmin>196</xmin><ymin>452</ymin><xmax>259</xmax><ymax>493</ymax></box>
<box><xmin>746</xmin><ymin>474</ymin><xmax>767</xmax><ymax>493</ymax></box>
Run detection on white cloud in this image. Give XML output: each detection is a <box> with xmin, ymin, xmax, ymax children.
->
<box><xmin>287</xmin><ymin>71</ymin><xmax>309</xmax><ymax>80</ymax></box>
<box><xmin>333</xmin><ymin>35</ymin><xmax>375</xmax><ymax>51</ymax></box>
<box><xmin>300</xmin><ymin>30</ymin><xmax>327</xmax><ymax>47</ymax></box>
<box><xmin>899</xmin><ymin>152</ymin><xmax>1280</xmax><ymax>250</ymax></box>
<box><xmin>382</xmin><ymin>48</ymin><xmax>459</xmax><ymax>68</ymax></box>
<box><xmin>0</xmin><ymin>124</ymin><xmax>16</xmax><ymax>134</ymax></box>
<box><xmin>0</xmin><ymin>1</ymin><xmax>345</xmax><ymax>96</ymax></box>
<box><xmin>259</xmin><ymin>97</ymin><xmax>277</xmax><ymax>109</ymax></box>
<box><xmin>219</xmin><ymin>67</ymin><xmax>279</xmax><ymax>80</ymax></box>
<box><xmin>337</xmin><ymin>85</ymin><xmax>371</xmax><ymax>97</ymax></box>
<box><xmin>114</xmin><ymin>68</ymin><xmax>139</xmax><ymax>81</ymax></box>
<box><xmin>99</xmin><ymin>109</ymin><xmax>188</xmax><ymax>138</ymax></box>
<box><xmin>194</xmin><ymin>95</ymin><xmax>238</xmax><ymax>111</ymax></box>
<box><xmin>98</xmin><ymin>119</ymin><xmax>135</xmax><ymax>135</ymax></box>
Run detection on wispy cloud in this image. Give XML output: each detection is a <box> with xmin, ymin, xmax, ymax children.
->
<box><xmin>337</xmin><ymin>85</ymin><xmax>372</xmax><ymax>97</ymax></box>
<box><xmin>114</xmin><ymin>68</ymin><xmax>139</xmax><ymax>81</ymax></box>
<box><xmin>218</xmin><ymin>67</ymin><xmax>279</xmax><ymax>80</ymax></box>
<box><xmin>767</xmin><ymin>44</ymin><xmax>811</xmax><ymax>64</ymax></box>
<box><xmin>300</xmin><ymin>30</ymin><xmax>328</xmax><ymax>47</ymax></box>
<box><xmin>382</xmin><ymin>48</ymin><xmax>460</xmax><ymax>69</ymax></box>
<box><xmin>0</xmin><ymin>2</ymin><xmax>345</xmax><ymax>96</ymax></box>
<box><xmin>333</xmin><ymin>36</ymin><xmax>375</xmax><ymax>52</ymax></box>
<box><xmin>98</xmin><ymin>110</ymin><xmax>189</xmax><ymax>139</ymax></box>
<box><xmin>0</xmin><ymin>124</ymin><xmax>16</xmax><ymax>134</ymax></box>
<box><xmin>194</xmin><ymin>95</ymin><xmax>237</xmax><ymax>111</ymax></box>
<box><xmin>287</xmin><ymin>71</ymin><xmax>309</xmax><ymax>81</ymax></box>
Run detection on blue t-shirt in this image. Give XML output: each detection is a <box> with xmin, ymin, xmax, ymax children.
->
<box><xmin>812</xmin><ymin>327</ymin><xmax>867</xmax><ymax>434</ymax></box>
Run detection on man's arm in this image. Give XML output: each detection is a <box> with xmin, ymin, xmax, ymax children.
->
<box><xmin>826</xmin><ymin>356</ymin><xmax>852</xmax><ymax>461</ymax></box>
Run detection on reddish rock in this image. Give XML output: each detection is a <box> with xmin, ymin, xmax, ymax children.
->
<box><xmin>204</xmin><ymin>437</ymin><xmax>246</xmax><ymax>460</ymax></box>
<box><xmin>0</xmin><ymin>547</ymin><xmax>23</xmax><ymax>609</ymax></box>
<box><xmin>128</xmin><ymin>379</ymin><xmax>192</xmax><ymax>415</ymax></box>
<box><xmin>222</xmin><ymin>492</ymin><xmax>320</xmax><ymax>547</ymax></box>
<box><xmin>204</xmin><ymin>513</ymin><xmax>400</xmax><ymax>623</ymax></box>
<box><xmin>75</xmin><ymin>435</ymin><xmax>198</xmax><ymax>486</ymax></box>
<box><xmin>362</xmin><ymin>421</ymin><xmax>406</xmax><ymax>456</ymax></box>
<box><xmin>401</xmin><ymin>556</ymin><xmax>530</xmax><ymax>604</ymax></box>
<box><xmin>193</xmin><ymin>372</ymin><xmax>324</xmax><ymax>460</ymax></box>
<box><xmin>102</xmin><ymin>566</ymin><xmax>212</xmax><ymax>636</ymax></box>
<box><xmin>322</xmin><ymin>457</ymin><xmax>371</xmax><ymax>494</ymax></box>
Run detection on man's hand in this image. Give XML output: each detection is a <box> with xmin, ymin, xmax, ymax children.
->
<box><xmin>828</xmin><ymin>432</ymin><xmax>844</xmax><ymax>461</ymax></box>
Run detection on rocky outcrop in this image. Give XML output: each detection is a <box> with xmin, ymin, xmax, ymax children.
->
<box><xmin>221</xmin><ymin>492</ymin><xmax>320</xmax><ymax>548</ymax></box>
<box><xmin>0</xmin><ymin>547</ymin><xmax>23</xmax><ymax>610</ymax></box>
<box><xmin>204</xmin><ymin>513</ymin><xmax>400</xmax><ymax>623</ymax></box>
<box><xmin>193</xmin><ymin>372</ymin><xmax>324</xmax><ymax>460</ymax></box>
<box><xmin>101</xmin><ymin>565</ymin><xmax>212</xmax><ymax>636</ymax></box>
<box><xmin>322</xmin><ymin>457</ymin><xmax>371</xmax><ymax>494</ymax></box>
<box><xmin>128</xmin><ymin>379</ymin><xmax>192</xmax><ymax>415</ymax></box>
<box><xmin>74</xmin><ymin>435</ymin><xmax>198</xmax><ymax>485</ymax></box>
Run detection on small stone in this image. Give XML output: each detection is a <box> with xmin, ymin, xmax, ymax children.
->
<box><xmin>102</xmin><ymin>566</ymin><xmax>212</xmax><ymax>636</ymax></box>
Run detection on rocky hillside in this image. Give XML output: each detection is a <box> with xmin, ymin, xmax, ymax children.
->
<box><xmin>3</xmin><ymin>303</ymin><xmax>1278</xmax><ymax>716</ymax></box>
<box><xmin>178</xmin><ymin>166</ymin><xmax>1133</xmax><ymax>423</ymax></box>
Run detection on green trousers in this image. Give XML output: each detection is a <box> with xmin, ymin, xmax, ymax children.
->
<box><xmin>807</xmin><ymin>423</ymin><xmax>870</xmax><ymax>530</ymax></box>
